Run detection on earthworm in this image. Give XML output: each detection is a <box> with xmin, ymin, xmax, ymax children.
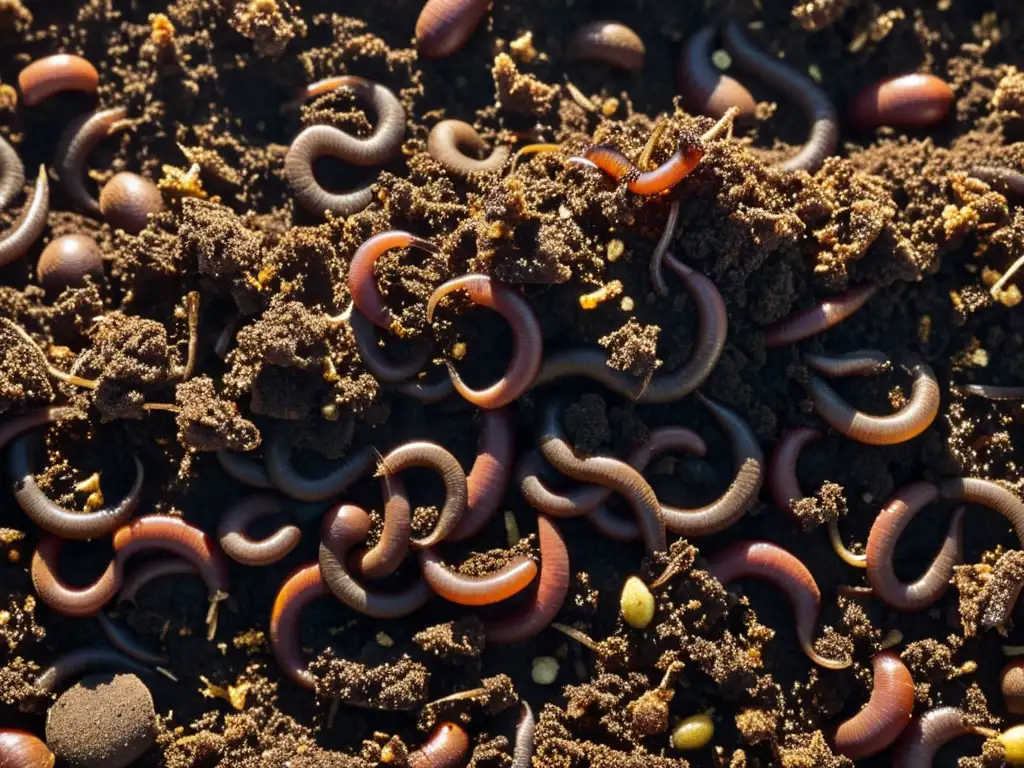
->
<box><xmin>408</xmin><ymin>722</ymin><xmax>471</xmax><ymax>768</ymax></box>
<box><xmin>892</xmin><ymin>706</ymin><xmax>991</xmax><ymax>768</ymax></box>
<box><xmin>0</xmin><ymin>406</ymin><xmax>81</xmax><ymax>452</ymax></box>
<box><xmin>352</xmin><ymin>473</ymin><xmax>411</xmax><ymax>579</ymax></box>
<box><xmin>804</xmin><ymin>350</ymin><xmax>890</xmax><ymax>378</ymax></box>
<box><xmin>118</xmin><ymin>557</ymin><xmax>198</xmax><ymax>605</ymax></box>
<box><xmin>806</xmin><ymin>359</ymin><xmax>940</xmax><ymax>445</ymax></box>
<box><xmin>18</xmin><ymin>54</ymin><xmax>99</xmax><ymax>106</ymax></box>
<box><xmin>96</xmin><ymin>611</ymin><xmax>167</xmax><ymax>666</ymax></box>
<box><xmin>349</xmin><ymin>308</ymin><xmax>433</xmax><ymax>383</ymax></box>
<box><xmin>484</xmin><ymin>515</ymin><xmax>570</xmax><ymax>644</ymax></box>
<box><xmin>1003</xmin><ymin>660</ymin><xmax>1024</xmax><ymax>714</ymax></box>
<box><xmin>565</xmin><ymin>21</ymin><xmax>646</xmax><ymax>72</ymax></box>
<box><xmin>584</xmin><ymin>136</ymin><xmax>704</xmax><ymax>196</ymax></box>
<box><xmin>448</xmin><ymin>407</ymin><xmax>515</xmax><ymax>541</ymax></box>
<box><xmin>969</xmin><ymin>165</ymin><xmax>1024</xmax><ymax>199</ymax></box>
<box><xmin>415</xmin><ymin>0</ymin><xmax>490</xmax><ymax>58</ymax></box>
<box><xmin>533</xmin><ymin>254</ymin><xmax>727</xmax><ymax>403</ymax></box>
<box><xmin>865</xmin><ymin>482</ymin><xmax>965</xmax><ymax>610</ymax></box>
<box><xmin>677</xmin><ymin>26</ymin><xmax>757</xmax><ymax>120</ymax></box>
<box><xmin>319</xmin><ymin>504</ymin><xmax>434</xmax><ymax>618</ymax></box>
<box><xmin>348</xmin><ymin>230</ymin><xmax>439</xmax><ymax>331</ymax></box>
<box><xmin>721</xmin><ymin>22</ymin><xmax>838</xmax><ymax>173</ymax></box>
<box><xmin>31</xmin><ymin>535</ymin><xmax>119</xmax><ymax>617</ymax></box>
<box><xmin>764</xmin><ymin>285</ymin><xmax>876</xmax><ymax>347</ymax></box>
<box><xmin>427</xmin><ymin>120</ymin><xmax>510</xmax><ymax>175</ymax></box>
<box><xmin>10</xmin><ymin>434</ymin><xmax>144</xmax><ymax>540</ymax></box>
<box><xmin>661</xmin><ymin>394</ymin><xmax>764</xmax><ymax>536</ymax></box>
<box><xmin>282</xmin><ymin>75</ymin><xmax>383</xmax><ymax>112</ymax></box>
<box><xmin>380</xmin><ymin>440</ymin><xmax>468</xmax><ymax>548</ymax></box>
<box><xmin>538</xmin><ymin>401</ymin><xmax>666</xmax><ymax>553</ymax></box>
<box><xmin>0</xmin><ymin>165</ymin><xmax>49</xmax><ymax>268</ymax></box>
<box><xmin>953</xmin><ymin>383</ymin><xmax>1024</xmax><ymax>400</ymax></box>
<box><xmin>512</xmin><ymin>701</ymin><xmax>536</xmax><ymax>768</ymax></box>
<box><xmin>215</xmin><ymin>449</ymin><xmax>274</xmax><ymax>489</ymax></box>
<box><xmin>427</xmin><ymin>274</ymin><xmax>543</xmax><ymax>409</ymax></box>
<box><xmin>269</xmin><ymin>562</ymin><xmax>331</xmax><ymax>689</ymax></box>
<box><xmin>849</xmin><ymin>74</ymin><xmax>954</xmax><ymax>131</ymax></box>
<box><xmin>649</xmin><ymin>199</ymin><xmax>679</xmax><ymax>297</ymax></box>
<box><xmin>37</xmin><ymin>233</ymin><xmax>104</xmax><ymax>294</ymax></box>
<box><xmin>833</xmin><ymin>650</ymin><xmax>915</xmax><ymax>759</ymax></box>
<box><xmin>33</xmin><ymin>646</ymin><xmax>151</xmax><ymax>696</ymax></box>
<box><xmin>420</xmin><ymin>548</ymin><xmax>537</xmax><ymax>606</ymax></box>
<box><xmin>284</xmin><ymin>78</ymin><xmax>405</xmax><ymax>216</ymax></box>
<box><xmin>708</xmin><ymin>540</ymin><xmax>850</xmax><ymax>670</ymax></box>
<box><xmin>55</xmin><ymin>106</ymin><xmax>129</xmax><ymax>215</ymax></box>
<box><xmin>768</xmin><ymin>427</ymin><xmax>822</xmax><ymax>514</ymax></box>
<box><xmin>0</xmin><ymin>132</ymin><xmax>25</xmax><ymax>211</ymax></box>
<box><xmin>217</xmin><ymin>494</ymin><xmax>300</xmax><ymax>567</ymax></box>
<box><xmin>99</xmin><ymin>171</ymin><xmax>163</xmax><ymax>234</ymax></box>
<box><xmin>264</xmin><ymin>431</ymin><xmax>376</xmax><ymax>502</ymax></box>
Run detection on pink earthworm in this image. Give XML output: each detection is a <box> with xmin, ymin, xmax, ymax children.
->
<box><xmin>419</xmin><ymin>548</ymin><xmax>537</xmax><ymax>606</ymax></box>
<box><xmin>269</xmin><ymin>562</ymin><xmax>331</xmax><ymax>689</ymax></box>
<box><xmin>584</xmin><ymin>137</ymin><xmax>704</xmax><ymax>196</ymax></box>
<box><xmin>348</xmin><ymin>230</ymin><xmax>440</xmax><ymax>331</ymax></box>
<box><xmin>448</xmin><ymin>407</ymin><xmax>516</xmax><ymax>541</ymax></box>
<box><xmin>833</xmin><ymin>651</ymin><xmax>915</xmax><ymax>759</ymax></box>
<box><xmin>217</xmin><ymin>494</ymin><xmax>301</xmax><ymax>567</ymax></box>
<box><xmin>18</xmin><ymin>54</ymin><xmax>99</xmax><ymax>106</ymax></box>
<box><xmin>428</xmin><ymin>120</ymin><xmax>510</xmax><ymax>175</ymax></box>
<box><xmin>415</xmin><ymin>0</ymin><xmax>490</xmax><ymax>58</ymax></box>
<box><xmin>379</xmin><ymin>441</ymin><xmax>467</xmax><ymax>548</ymax></box>
<box><xmin>764</xmin><ymin>285</ymin><xmax>876</xmax><ymax>347</ymax></box>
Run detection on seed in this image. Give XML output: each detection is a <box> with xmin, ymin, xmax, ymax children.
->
<box><xmin>1000</xmin><ymin>725</ymin><xmax>1024</xmax><ymax>764</ymax></box>
<box><xmin>620</xmin><ymin>575</ymin><xmax>655</xmax><ymax>628</ymax></box>
<box><xmin>531</xmin><ymin>656</ymin><xmax>559</xmax><ymax>685</ymax></box>
<box><xmin>671</xmin><ymin>712</ymin><xmax>714</xmax><ymax>750</ymax></box>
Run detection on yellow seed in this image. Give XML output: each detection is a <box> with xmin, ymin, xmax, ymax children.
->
<box><xmin>1000</xmin><ymin>725</ymin><xmax>1024</xmax><ymax>764</ymax></box>
<box><xmin>671</xmin><ymin>713</ymin><xmax>714</xmax><ymax>750</ymax></box>
<box><xmin>531</xmin><ymin>656</ymin><xmax>559</xmax><ymax>684</ymax></box>
<box><xmin>620</xmin><ymin>575</ymin><xmax>655</xmax><ymax>629</ymax></box>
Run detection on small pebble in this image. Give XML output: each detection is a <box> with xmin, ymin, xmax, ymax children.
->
<box><xmin>37</xmin><ymin>234</ymin><xmax>103</xmax><ymax>294</ymax></box>
<box><xmin>620</xmin><ymin>575</ymin><xmax>655</xmax><ymax>629</ymax></box>
<box><xmin>99</xmin><ymin>172</ymin><xmax>164</xmax><ymax>235</ymax></box>
<box><xmin>531</xmin><ymin>656</ymin><xmax>559</xmax><ymax>684</ymax></box>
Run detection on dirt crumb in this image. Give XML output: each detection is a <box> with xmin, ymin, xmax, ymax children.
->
<box><xmin>791</xmin><ymin>480</ymin><xmax>848</xmax><ymax>530</ymax></box>
<box><xmin>563</xmin><ymin>394</ymin><xmax>610</xmax><ymax>453</ymax></box>
<box><xmin>599</xmin><ymin>318</ymin><xmax>661</xmax><ymax>380</ymax></box>
<box><xmin>778</xmin><ymin>730</ymin><xmax>852</xmax><ymax>767</ymax></box>
<box><xmin>175</xmin><ymin>376</ymin><xmax>260</xmax><ymax>453</ymax></box>
<box><xmin>413</xmin><ymin>617</ymin><xmax>485</xmax><ymax>664</ymax></box>
<box><xmin>311</xmin><ymin>651</ymin><xmax>428</xmax><ymax>711</ymax></box>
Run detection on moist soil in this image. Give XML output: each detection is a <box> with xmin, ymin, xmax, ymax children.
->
<box><xmin>2</xmin><ymin>0</ymin><xmax>1024</xmax><ymax>766</ymax></box>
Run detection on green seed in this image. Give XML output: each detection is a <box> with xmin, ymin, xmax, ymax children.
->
<box><xmin>671</xmin><ymin>713</ymin><xmax>714</xmax><ymax>750</ymax></box>
<box><xmin>620</xmin><ymin>575</ymin><xmax>655</xmax><ymax>628</ymax></box>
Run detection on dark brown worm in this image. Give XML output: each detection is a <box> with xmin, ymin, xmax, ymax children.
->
<box><xmin>380</xmin><ymin>441</ymin><xmax>467</xmax><ymax>548</ymax></box>
<box><xmin>428</xmin><ymin>120</ymin><xmax>510</xmax><ymax>175</ymax></box>
<box><xmin>33</xmin><ymin>647</ymin><xmax>151</xmax><ymax>696</ymax></box>
<box><xmin>767</xmin><ymin>427</ymin><xmax>822</xmax><ymax>514</ymax></box>
<box><xmin>215</xmin><ymin>449</ymin><xmax>274</xmax><ymax>489</ymax></box>
<box><xmin>764</xmin><ymin>285</ymin><xmax>876</xmax><ymax>347</ymax></box>
<box><xmin>18</xmin><ymin>54</ymin><xmax>99</xmax><ymax>106</ymax></box>
<box><xmin>1002</xmin><ymin>660</ymin><xmax>1024</xmax><ymax>715</ymax></box>
<box><xmin>722</xmin><ymin>22</ymin><xmax>838</xmax><ymax>173</ymax></box>
<box><xmin>270</xmin><ymin>562</ymin><xmax>331</xmax><ymax>689</ymax></box>
<box><xmin>533</xmin><ymin>254</ymin><xmax>727</xmax><ymax>403</ymax></box>
<box><xmin>804</xmin><ymin>350</ymin><xmax>891</xmax><ymax>378</ymax></box>
<box><xmin>284</xmin><ymin>78</ymin><xmax>405</xmax><ymax>216</ymax></box>
<box><xmin>806</xmin><ymin>359</ymin><xmax>940</xmax><ymax>445</ymax></box>
<box><xmin>708</xmin><ymin>540</ymin><xmax>851</xmax><ymax>669</ymax></box>
<box><xmin>0</xmin><ymin>132</ymin><xmax>26</xmax><ymax>212</ymax></box>
<box><xmin>352</xmin><ymin>472</ymin><xmax>410</xmax><ymax>579</ymax></box>
<box><xmin>118</xmin><ymin>557</ymin><xmax>197</xmax><ymax>605</ymax></box>
<box><xmin>649</xmin><ymin>199</ymin><xmax>680</xmax><ymax>297</ymax></box>
<box><xmin>428</xmin><ymin>274</ymin><xmax>543</xmax><ymax>409</ymax></box>
<box><xmin>677</xmin><ymin>25</ymin><xmax>757</xmax><ymax>120</ymax></box>
<box><xmin>484</xmin><ymin>515</ymin><xmax>570</xmax><ymax>644</ymax></box>
<box><xmin>0</xmin><ymin>406</ymin><xmax>81</xmax><ymax>453</ymax></box>
<box><xmin>217</xmin><ymin>494</ymin><xmax>300</xmax><ymax>567</ymax></box>
<box><xmin>892</xmin><ymin>706</ymin><xmax>990</xmax><ymax>768</ymax></box>
<box><xmin>512</xmin><ymin>701</ymin><xmax>536</xmax><ymax>768</ymax></box>
<box><xmin>970</xmin><ymin>165</ymin><xmax>1024</xmax><ymax>199</ymax></box>
<box><xmin>31</xmin><ymin>535</ymin><xmax>120</xmax><ymax>617</ymax></box>
<box><xmin>319</xmin><ymin>504</ymin><xmax>434</xmax><ymax>618</ymax></box>
<box><xmin>565</xmin><ymin>21</ymin><xmax>646</xmax><ymax>72</ymax></box>
<box><xmin>96</xmin><ymin>611</ymin><xmax>167</xmax><ymax>665</ymax></box>
<box><xmin>448</xmin><ymin>407</ymin><xmax>515</xmax><ymax>541</ymax></box>
<box><xmin>833</xmin><ymin>650</ymin><xmax>915</xmax><ymax>759</ymax></box>
<box><xmin>264</xmin><ymin>431</ymin><xmax>376</xmax><ymax>502</ymax></box>
<box><xmin>419</xmin><ymin>548</ymin><xmax>537</xmax><ymax>605</ymax></box>
<box><xmin>0</xmin><ymin>165</ymin><xmax>49</xmax><ymax>267</ymax></box>
<box><xmin>584</xmin><ymin>138</ymin><xmax>704</xmax><ymax>196</ymax></box>
<box><xmin>348</xmin><ymin>230</ymin><xmax>439</xmax><ymax>331</ymax></box>
<box><xmin>408</xmin><ymin>722</ymin><xmax>471</xmax><ymax>768</ymax></box>
<box><xmin>538</xmin><ymin>401</ymin><xmax>666</xmax><ymax>553</ymax></box>
<box><xmin>349</xmin><ymin>308</ymin><xmax>433</xmax><ymax>383</ymax></box>
<box><xmin>55</xmin><ymin>106</ymin><xmax>129</xmax><ymax>215</ymax></box>
<box><xmin>865</xmin><ymin>482</ymin><xmax>965</xmax><ymax>611</ymax></box>
<box><xmin>10</xmin><ymin>434</ymin><xmax>144</xmax><ymax>540</ymax></box>
<box><xmin>953</xmin><ymin>383</ymin><xmax>1024</xmax><ymax>400</ymax></box>
<box><xmin>415</xmin><ymin>0</ymin><xmax>490</xmax><ymax>58</ymax></box>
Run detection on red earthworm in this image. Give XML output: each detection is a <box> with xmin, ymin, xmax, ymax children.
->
<box><xmin>319</xmin><ymin>504</ymin><xmax>434</xmax><ymax>618</ymax></box>
<box><xmin>269</xmin><ymin>562</ymin><xmax>331</xmax><ymax>689</ymax></box>
<box><xmin>408</xmin><ymin>722</ymin><xmax>471</xmax><ymax>768</ymax></box>
<box><xmin>892</xmin><ymin>706</ymin><xmax>993</xmax><ymax>768</ymax></box>
<box><xmin>0</xmin><ymin>406</ymin><xmax>82</xmax><ymax>452</ymax></box>
<box><xmin>538</xmin><ymin>401</ymin><xmax>666</xmax><ymax>553</ymax></box>
<box><xmin>533</xmin><ymin>254</ymin><xmax>727</xmax><ymax>403</ymax></box>
<box><xmin>264</xmin><ymin>431</ymin><xmax>376</xmax><ymax>502</ymax></box>
<box><xmin>0</xmin><ymin>132</ymin><xmax>25</xmax><ymax>211</ymax></box>
<box><xmin>428</xmin><ymin>274</ymin><xmax>543</xmax><ymax>409</ymax></box>
<box><xmin>768</xmin><ymin>427</ymin><xmax>822</xmax><ymax>514</ymax></box>
<box><xmin>217</xmin><ymin>494</ymin><xmax>300</xmax><ymax>567</ymax></box>
<box><xmin>0</xmin><ymin>165</ymin><xmax>49</xmax><ymax>267</ymax></box>
<box><xmin>349</xmin><ymin>309</ymin><xmax>433</xmax><ymax>383</ymax></box>
<box><xmin>428</xmin><ymin>120</ymin><xmax>510</xmax><ymax>175</ymax></box>
<box><xmin>512</xmin><ymin>701</ymin><xmax>536</xmax><ymax>768</ymax></box>
<box><xmin>448</xmin><ymin>407</ymin><xmax>515</xmax><ymax>541</ymax></box>
<box><xmin>31</xmin><ymin>535</ymin><xmax>119</xmax><ymax>617</ymax></box>
<box><xmin>96</xmin><ymin>611</ymin><xmax>167</xmax><ymax>666</ymax></box>
<box><xmin>565</xmin><ymin>22</ymin><xmax>646</xmax><ymax>72</ymax></box>
<box><xmin>351</xmin><ymin>472</ymin><xmax>410</xmax><ymax>579</ymax></box>
<box><xmin>349</xmin><ymin>230</ymin><xmax>440</xmax><ymax>331</ymax></box>
<box><xmin>10</xmin><ymin>434</ymin><xmax>144</xmax><ymax>540</ymax></box>
<box><xmin>584</xmin><ymin>135</ymin><xmax>704</xmax><ymax>196</ymax></box>
<box><xmin>953</xmin><ymin>383</ymin><xmax>1024</xmax><ymax>400</ymax></box>
<box><xmin>215</xmin><ymin>449</ymin><xmax>274</xmax><ymax>489</ymax></box>
<box><xmin>764</xmin><ymin>285</ymin><xmax>876</xmax><ymax>347</ymax></box>
<box><xmin>722</xmin><ymin>22</ymin><xmax>838</xmax><ymax>173</ymax></box>
<box><xmin>33</xmin><ymin>646</ymin><xmax>151</xmax><ymax>696</ymax></box>
<box><xmin>677</xmin><ymin>25</ymin><xmax>757</xmax><ymax>120</ymax></box>
<box><xmin>284</xmin><ymin>78</ymin><xmax>406</xmax><ymax>216</ymax></box>
<box><xmin>415</xmin><ymin>0</ymin><xmax>490</xmax><ymax>58</ymax></box>
<box><xmin>55</xmin><ymin>106</ymin><xmax>129</xmax><ymax>215</ymax></box>
<box><xmin>118</xmin><ymin>557</ymin><xmax>197</xmax><ymax>605</ymax></box>
<box><xmin>833</xmin><ymin>650</ymin><xmax>915</xmax><ymax>759</ymax></box>
<box><xmin>939</xmin><ymin>476</ymin><xmax>1024</xmax><ymax>544</ymax></box>
<box><xmin>708</xmin><ymin>540</ymin><xmax>850</xmax><ymax>669</ymax></box>
<box><xmin>804</xmin><ymin>350</ymin><xmax>891</xmax><ymax>378</ymax></box>
<box><xmin>419</xmin><ymin>548</ymin><xmax>537</xmax><ymax>606</ymax></box>
<box><xmin>806</xmin><ymin>359</ymin><xmax>940</xmax><ymax>445</ymax></box>
<box><xmin>649</xmin><ymin>199</ymin><xmax>679</xmax><ymax>297</ymax></box>
<box><xmin>380</xmin><ymin>441</ymin><xmax>468</xmax><ymax>548</ymax></box>
<box><xmin>484</xmin><ymin>515</ymin><xmax>570</xmax><ymax>644</ymax></box>
<box><xmin>1002</xmin><ymin>660</ymin><xmax>1024</xmax><ymax>714</ymax></box>
<box><xmin>18</xmin><ymin>54</ymin><xmax>99</xmax><ymax>106</ymax></box>
<box><xmin>865</xmin><ymin>482</ymin><xmax>965</xmax><ymax>611</ymax></box>
<box><xmin>849</xmin><ymin>74</ymin><xmax>954</xmax><ymax>131</ymax></box>
<box><xmin>970</xmin><ymin>165</ymin><xmax>1024</xmax><ymax>199</ymax></box>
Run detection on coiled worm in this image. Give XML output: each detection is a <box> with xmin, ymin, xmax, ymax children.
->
<box><xmin>428</xmin><ymin>120</ymin><xmax>509</xmax><ymax>175</ymax></box>
<box><xmin>833</xmin><ymin>650</ymin><xmax>915</xmax><ymax>759</ymax></box>
<box><xmin>677</xmin><ymin>25</ymin><xmax>757</xmax><ymax>120</ymax></box>
<box><xmin>269</xmin><ymin>562</ymin><xmax>331</xmax><ymax>689</ymax></box>
<box><xmin>264</xmin><ymin>430</ymin><xmax>376</xmax><ymax>502</ymax></box>
<box><xmin>55</xmin><ymin>106</ymin><xmax>129</xmax><ymax>215</ymax></box>
<box><xmin>217</xmin><ymin>494</ymin><xmax>301</xmax><ymax>567</ymax></box>
<box><xmin>348</xmin><ymin>230</ymin><xmax>439</xmax><ymax>331</ymax></box>
<box><xmin>380</xmin><ymin>440</ymin><xmax>468</xmax><ymax>548</ymax></box>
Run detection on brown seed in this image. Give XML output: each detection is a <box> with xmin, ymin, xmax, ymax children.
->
<box><xmin>566</xmin><ymin>21</ymin><xmax>646</xmax><ymax>72</ymax></box>
<box><xmin>18</xmin><ymin>54</ymin><xmax>99</xmax><ymax>107</ymax></box>
<box><xmin>848</xmin><ymin>73</ymin><xmax>953</xmax><ymax>130</ymax></box>
<box><xmin>0</xmin><ymin>729</ymin><xmax>55</xmax><ymax>768</ymax></box>
<box><xmin>98</xmin><ymin>172</ymin><xmax>163</xmax><ymax>234</ymax></box>
<box><xmin>37</xmin><ymin>234</ymin><xmax>103</xmax><ymax>294</ymax></box>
